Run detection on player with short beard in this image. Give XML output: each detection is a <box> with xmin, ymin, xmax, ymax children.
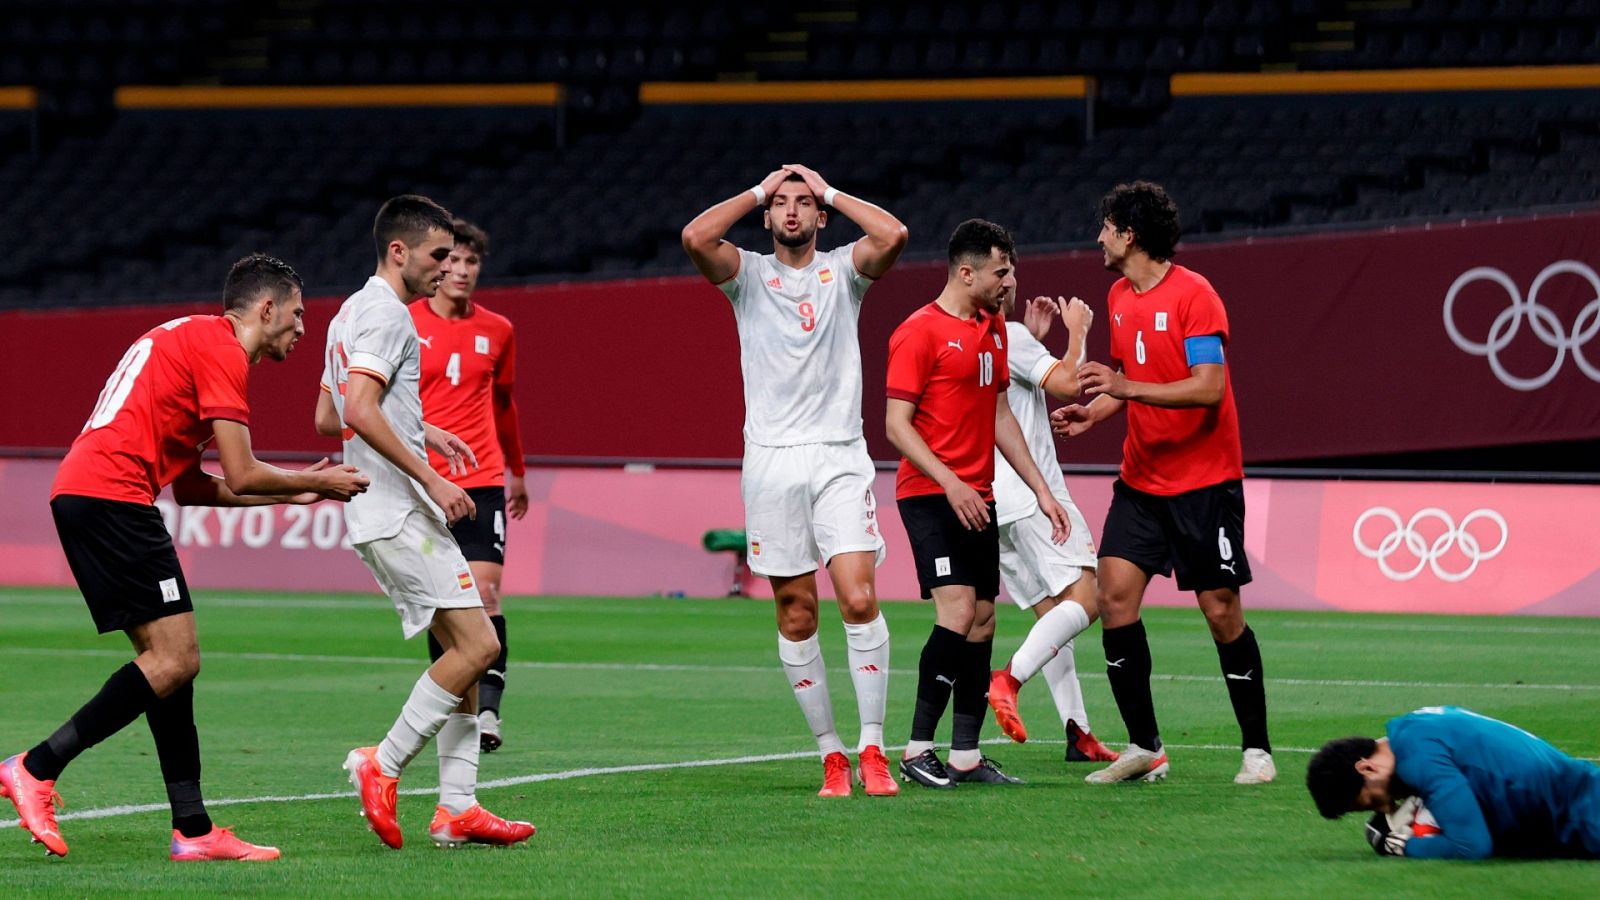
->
<box><xmin>683</xmin><ymin>165</ymin><xmax>908</xmax><ymax>797</ymax></box>
<box><xmin>1052</xmin><ymin>181</ymin><xmax>1272</xmax><ymax>786</ymax></box>
<box><xmin>2</xmin><ymin>254</ymin><xmax>369</xmax><ymax>861</ymax></box>
<box><xmin>318</xmin><ymin>195</ymin><xmax>533</xmax><ymax>848</ymax></box>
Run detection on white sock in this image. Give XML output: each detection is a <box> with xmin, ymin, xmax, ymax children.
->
<box><xmin>1043</xmin><ymin>639</ymin><xmax>1090</xmax><ymax>732</ymax></box>
<box><xmin>842</xmin><ymin>614</ymin><xmax>890</xmax><ymax>752</ymax></box>
<box><xmin>903</xmin><ymin>739</ymin><xmax>935</xmax><ymax>759</ymax></box>
<box><xmin>1011</xmin><ymin>599</ymin><xmax>1091</xmax><ymax>682</ymax></box>
<box><xmin>435</xmin><ymin>713</ymin><xmax>481</xmax><ymax>815</ymax></box>
<box><xmin>376</xmin><ymin>673</ymin><xmax>462</xmax><ymax>777</ymax></box>
<box><xmin>948</xmin><ymin>748</ymin><xmax>982</xmax><ymax>769</ymax></box>
<box><xmin>777</xmin><ymin>633</ymin><xmax>845</xmax><ymax>758</ymax></box>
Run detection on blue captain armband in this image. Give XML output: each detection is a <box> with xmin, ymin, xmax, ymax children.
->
<box><xmin>1184</xmin><ymin>335</ymin><xmax>1226</xmax><ymax>366</ymax></box>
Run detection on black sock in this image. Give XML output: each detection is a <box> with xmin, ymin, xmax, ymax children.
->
<box><xmin>910</xmin><ymin>626</ymin><xmax>966</xmax><ymax>743</ymax></box>
<box><xmin>1216</xmin><ymin>626</ymin><xmax>1271</xmax><ymax>753</ymax></box>
<box><xmin>1103</xmin><ymin>620</ymin><xmax>1161</xmax><ymax>752</ymax></box>
<box><xmin>479</xmin><ymin>614</ymin><xmax>508</xmax><ymax>715</ymax></box>
<box><xmin>950</xmin><ymin>638</ymin><xmax>993</xmax><ymax>751</ymax></box>
<box><xmin>146</xmin><ymin>681</ymin><xmax>212</xmax><ymax>837</ymax></box>
<box><xmin>25</xmin><ymin>662</ymin><xmax>159</xmax><ymax>782</ymax></box>
<box><xmin>427</xmin><ymin>631</ymin><xmax>445</xmax><ymax>663</ymax></box>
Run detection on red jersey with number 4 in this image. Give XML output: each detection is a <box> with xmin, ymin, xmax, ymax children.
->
<box><xmin>409</xmin><ymin>300</ymin><xmax>522</xmax><ymax>489</ymax></box>
<box><xmin>1107</xmin><ymin>264</ymin><xmax>1242</xmax><ymax>496</ymax></box>
<box><xmin>52</xmin><ymin>315</ymin><xmax>251</xmax><ymax>505</ymax></box>
<box><xmin>887</xmin><ymin>303</ymin><xmax>1009</xmax><ymax>501</ymax></box>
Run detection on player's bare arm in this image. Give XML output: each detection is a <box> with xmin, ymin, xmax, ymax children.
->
<box><xmin>492</xmin><ymin>384</ymin><xmax>529</xmax><ymax>519</ymax></box>
<box><xmin>994</xmin><ymin>395</ymin><xmax>1069</xmax><ymax>543</ymax></box>
<box><xmin>171</xmin><ymin>457</ymin><xmax>361</xmax><ymax>507</ymax></box>
<box><xmin>783</xmin><ymin>163</ymin><xmax>908</xmax><ymax>279</ymax></box>
<box><xmin>1050</xmin><ymin>394</ymin><xmax>1127</xmax><ymax>437</ymax></box>
<box><xmin>886</xmin><ymin>397</ymin><xmax>989</xmax><ymax>530</ymax></box>
<box><xmin>681</xmin><ymin>167</ymin><xmax>793</xmax><ymax>283</ymax></box>
<box><xmin>1080</xmin><ymin>359</ymin><xmax>1226</xmax><ymax>408</ymax></box>
<box><xmin>424</xmin><ymin>422</ymin><xmax>478</xmax><ymax>477</ymax></box>
<box><xmin>210</xmin><ymin>419</ymin><xmax>368</xmax><ymax>502</ymax></box>
<box><xmin>341</xmin><ymin>371</ymin><xmax>476</xmax><ymax>524</ymax></box>
<box><xmin>1028</xmin><ymin>296</ymin><xmax>1093</xmax><ymax>401</ymax></box>
<box><xmin>314</xmin><ymin>387</ymin><xmax>342</xmax><ymax>438</ymax></box>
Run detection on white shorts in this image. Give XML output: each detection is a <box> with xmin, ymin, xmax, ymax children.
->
<box><xmin>998</xmin><ymin>494</ymin><xmax>1096</xmax><ymax>609</ymax></box>
<box><xmin>354</xmin><ymin>510</ymin><xmax>483</xmax><ymax>639</ymax></box>
<box><xmin>742</xmin><ymin>438</ymin><xmax>887</xmax><ymax>578</ymax></box>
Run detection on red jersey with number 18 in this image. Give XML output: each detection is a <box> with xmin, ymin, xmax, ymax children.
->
<box><xmin>886</xmin><ymin>303</ymin><xmax>1009</xmax><ymax>501</ymax></box>
<box><xmin>51</xmin><ymin>315</ymin><xmax>251</xmax><ymax>505</ymax></box>
<box><xmin>1107</xmin><ymin>264</ymin><xmax>1242</xmax><ymax>496</ymax></box>
<box><xmin>409</xmin><ymin>300</ymin><xmax>523</xmax><ymax>489</ymax></box>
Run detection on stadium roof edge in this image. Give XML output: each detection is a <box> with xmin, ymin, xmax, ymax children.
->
<box><xmin>114</xmin><ymin>84</ymin><xmax>563</xmax><ymax>109</ymax></box>
<box><xmin>639</xmin><ymin>76</ymin><xmax>1090</xmax><ymax>104</ymax></box>
<box><xmin>1174</xmin><ymin>64</ymin><xmax>1600</xmax><ymax>96</ymax></box>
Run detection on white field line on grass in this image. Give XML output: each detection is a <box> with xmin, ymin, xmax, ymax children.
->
<box><xmin>8</xmin><ymin>646</ymin><xmax>1600</xmax><ymax>692</ymax></box>
<box><xmin>0</xmin><ymin>740</ymin><xmax>1316</xmax><ymax>829</ymax></box>
<box><xmin>5</xmin><ymin>592</ymin><xmax>1600</xmax><ymax>636</ymax></box>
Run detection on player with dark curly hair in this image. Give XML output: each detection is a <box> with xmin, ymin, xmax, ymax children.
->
<box><xmin>1052</xmin><ymin>181</ymin><xmax>1272</xmax><ymax>786</ymax></box>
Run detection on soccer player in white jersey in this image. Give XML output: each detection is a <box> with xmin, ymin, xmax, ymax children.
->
<box><xmin>682</xmin><ymin>164</ymin><xmax>908</xmax><ymax>797</ymax></box>
<box><xmin>315</xmin><ymin>195</ymin><xmax>534</xmax><ymax>849</ymax></box>
<box><xmin>984</xmin><ymin>267</ymin><xmax>1120</xmax><ymax>764</ymax></box>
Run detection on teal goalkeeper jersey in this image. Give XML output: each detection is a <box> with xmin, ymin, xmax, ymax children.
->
<box><xmin>1388</xmin><ymin>706</ymin><xmax>1600</xmax><ymax>860</ymax></box>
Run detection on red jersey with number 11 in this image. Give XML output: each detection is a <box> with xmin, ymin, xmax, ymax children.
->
<box><xmin>1107</xmin><ymin>264</ymin><xmax>1242</xmax><ymax>496</ymax></box>
<box><xmin>52</xmin><ymin>315</ymin><xmax>251</xmax><ymax>505</ymax></box>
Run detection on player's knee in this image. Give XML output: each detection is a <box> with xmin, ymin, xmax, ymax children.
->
<box><xmin>777</xmin><ymin>605</ymin><xmax>819</xmax><ymax>640</ymax></box>
<box><xmin>968</xmin><ymin>618</ymin><xmax>996</xmax><ymax>642</ymax></box>
<box><xmin>837</xmin><ymin>586</ymin><xmax>878</xmax><ymax>622</ymax></box>
<box><xmin>938</xmin><ymin>606</ymin><xmax>977</xmax><ymax>635</ymax></box>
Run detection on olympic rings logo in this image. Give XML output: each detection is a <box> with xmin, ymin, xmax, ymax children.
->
<box><xmin>1443</xmin><ymin>260</ymin><xmax>1600</xmax><ymax>391</ymax></box>
<box><xmin>1352</xmin><ymin>507</ymin><xmax>1509</xmax><ymax>583</ymax></box>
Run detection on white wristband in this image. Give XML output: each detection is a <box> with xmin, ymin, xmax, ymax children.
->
<box><xmin>822</xmin><ymin>187</ymin><xmax>839</xmax><ymax>206</ymax></box>
<box><xmin>750</xmin><ymin>185</ymin><xmax>767</xmax><ymax>205</ymax></box>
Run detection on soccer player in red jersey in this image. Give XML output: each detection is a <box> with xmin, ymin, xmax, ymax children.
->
<box><xmin>1</xmin><ymin>255</ymin><xmax>369</xmax><ymax>861</ymax></box>
<box><xmin>1052</xmin><ymin>182</ymin><xmax>1273</xmax><ymax>786</ymax></box>
<box><xmin>886</xmin><ymin>220</ymin><xmax>1069</xmax><ymax>788</ymax></box>
<box><xmin>409</xmin><ymin>219</ymin><xmax>526</xmax><ymax>753</ymax></box>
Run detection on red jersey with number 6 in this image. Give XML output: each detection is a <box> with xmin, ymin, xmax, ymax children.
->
<box><xmin>52</xmin><ymin>315</ymin><xmax>251</xmax><ymax>505</ymax></box>
<box><xmin>886</xmin><ymin>303</ymin><xmax>1009</xmax><ymax>501</ymax></box>
<box><xmin>409</xmin><ymin>300</ymin><xmax>523</xmax><ymax>489</ymax></box>
<box><xmin>1106</xmin><ymin>264</ymin><xmax>1242</xmax><ymax>496</ymax></box>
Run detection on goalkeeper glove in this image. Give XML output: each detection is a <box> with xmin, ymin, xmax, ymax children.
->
<box><xmin>1365</xmin><ymin>812</ymin><xmax>1408</xmax><ymax>857</ymax></box>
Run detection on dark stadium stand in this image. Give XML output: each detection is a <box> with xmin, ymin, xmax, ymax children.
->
<box><xmin>0</xmin><ymin>1</ymin><xmax>1597</xmax><ymax>307</ymax></box>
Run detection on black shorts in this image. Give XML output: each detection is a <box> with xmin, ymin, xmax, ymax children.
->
<box><xmin>449</xmin><ymin>486</ymin><xmax>507</xmax><ymax>565</ymax></box>
<box><xmin>897</xmin><ymin>494</ymin><xmax>1000</xmax><ymax>600</ymax></box>
<box><xmin>1099</xmin><ymin>478</ymin><xmax>1252</xmax><ymax>593</ymax></box>
<box><xmin>50</xmin><ymin>494</ymin><xmax>194</xmax><ymax>634</ymax></box>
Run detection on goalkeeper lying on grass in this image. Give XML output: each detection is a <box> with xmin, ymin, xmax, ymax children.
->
<box><xmin>1306</xmin><ymin>705</ymin><xmax>1600</xmax><ymax>860</ymax></box>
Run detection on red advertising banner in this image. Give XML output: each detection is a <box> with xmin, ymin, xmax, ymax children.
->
<box><xmin>1</xmin><ymin>211</ymin><xmax>1596</xmax><ymax>464</ymax></box>
<box><xmin>4</xmin><ymin>459</ymin><xmax>1596</xmax><ymax>615</ymax></box>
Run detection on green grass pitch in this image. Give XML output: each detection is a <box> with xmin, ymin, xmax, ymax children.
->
<box><xmin>2</xmin><ymin>587</ymin><xmax>1597</xmax><ymax>897</ymax></box>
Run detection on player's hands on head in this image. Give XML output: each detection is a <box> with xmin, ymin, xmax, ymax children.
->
<box><xmin>428</xmin><ymin>477</ymin><xmax>476</xmax><ymax>525</ymax></box>
<box><xmin>1039</xmin><ymin>494</ymin><xmax>1071</xmax><ymax>544</ymax></box>
<box><xmin>1365</xmin><ymin>812</ymin><xmax>1408</xmax><ymax>857</ymax></box>
<box><xmin>1060</xmin><ymin>296</ymin><xmax>1093</xmax><ymax>333</ymax></box>
<box><xmin>1051</xmin><ymin>404</ymin><xmax>1096</xmax><ymax>437</ymax></box>
<box><xmin>1079</xmin><ymin>361</ymin><xmax>1129</xmax><ymax>399</ymax></box>
<box><xmin>782</xmin><ymin>164</ymin><xmax>830</xmax><ymax>201</ymax></box>
<box><xmin>758</xmin><ymin>167</ymin><xmax>793</xmax><ymax>198</ymax></box>
<box><xmin>1023</xmin><ymin>296</ymin><xmax>1056</xmax><ymax>341</ymax></box>
<box><xmin>507</xmin><ymin>474</ymin><xmax>530</xmax><ymax>520</ymax></box>
<box><xmin>944</xmin><ymin>481</ymin><xmax>990</xmax><ymax>531</ymax></box>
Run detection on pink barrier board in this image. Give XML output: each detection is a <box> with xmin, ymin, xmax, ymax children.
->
<box><xmin>3</xmin><ymin>459</ymin><xmax>1596</xmax><ymax>616</ymax></box>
